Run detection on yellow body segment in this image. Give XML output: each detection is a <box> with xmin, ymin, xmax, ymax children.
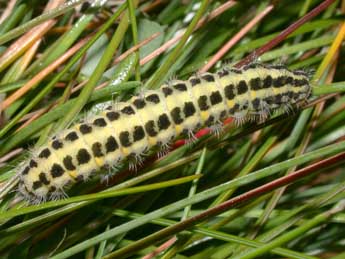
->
<box><xmin>164</xmin><ymin>80</ymin><xmax>197</xmax><ymax>135</ymax></box>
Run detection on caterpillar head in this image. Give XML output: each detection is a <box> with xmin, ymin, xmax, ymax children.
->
<box><xmin>17</xmin><ymin>159</ymin><xmax>68</xmax><ymax>203</ymax></box>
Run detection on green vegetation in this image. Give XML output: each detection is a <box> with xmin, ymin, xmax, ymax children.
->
<box><xmin>0</xmin><ymin>0</ymin><xmax>344</xmax><ymax>258</ymax></box>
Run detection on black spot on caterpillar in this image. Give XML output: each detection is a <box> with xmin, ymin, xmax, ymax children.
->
<box><xmin>17</xmin><ymin>63</ymin><xmax>311</xmax><ymax>203</ymax></box>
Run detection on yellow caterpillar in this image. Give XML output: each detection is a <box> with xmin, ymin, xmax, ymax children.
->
<box><xmin>18</xmin><ymin>63</ymin><xmax>311</xmax><ymax>203</ymax></box>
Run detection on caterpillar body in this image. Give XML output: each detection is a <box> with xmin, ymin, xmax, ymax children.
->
<box><xmin>18</xmin><ymin>63</ymin><xmax>311</xmax><ymax>202</ymax></box>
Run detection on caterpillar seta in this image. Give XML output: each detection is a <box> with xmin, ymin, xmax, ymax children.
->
<box><xmin>17</xmin><ymin>62</ymin><xmax>311</xmax><ymax>203</ymax></box>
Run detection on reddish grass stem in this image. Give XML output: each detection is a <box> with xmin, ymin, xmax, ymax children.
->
<box><xmin>236</xmin><ymin>0</ymin><xmax>337</xmax><ymax>67</ymax></box>
<box><xmin>108</xmin><ymin>150</ymin><xmax>345</xmax><ymax>258</ymax></box>
<box><xmin>200</xmin><ymin>5</ymin><xmax>274</xmax><ymax>73</ymax></box>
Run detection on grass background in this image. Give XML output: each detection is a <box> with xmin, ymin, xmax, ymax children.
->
<box><xmin>0</xmin><ymin>0</ymin><xmax>345</xmax><ymax>258</ymax></box>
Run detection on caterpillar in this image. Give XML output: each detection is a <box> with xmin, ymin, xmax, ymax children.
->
<box><xmin>17</xmin><ymin>63</ymin><xmax>311</xmax><ymax>203</ymax></box>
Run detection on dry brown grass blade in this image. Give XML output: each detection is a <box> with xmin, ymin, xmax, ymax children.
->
<box><xmin>0</xmin><ymin>0</ymin><xmax>17</xmax><ymax>24</ymax></box>
<box><xmin>1</xmin><ymin>35</ymin><xmax>91</xmax><ymax>110</ymax></box>
<box><xmin>0</xmin><ymin>0</ymin><xmax>64</xmax><ymax>73</ymax></box>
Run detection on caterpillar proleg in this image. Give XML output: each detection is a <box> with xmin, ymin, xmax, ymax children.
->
<box><xmin>18</xmin><ymin>63</ymin><xmax>311</xmax><ymax>203</ymax></box>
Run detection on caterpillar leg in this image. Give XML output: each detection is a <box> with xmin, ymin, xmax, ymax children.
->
<box><xmin>281</xmin><ymin>103</ymin><xmax>295</xmax><ymax>115</ymax></box>
<box><xmin>157</xmin><ymin>142</ymin><xmax>171</xmax><ymax>158</ymax></box>
<box><xmin>100</xmin><ymin>164</ymin><xmax>121</xmax><ymax>184</ymax></box>
<box><xmin>50</xmin><ymin>188</ymin><xmax>68</xmax><ymax>201</ymax></box>
<box><xmin>233</xmin><ymin>112</ymin><xmax>248</xmax><ymax>126</ymax></box>
<box><xmin>186</xmin><ymin>129</ymin><xmax>198</xmax><ymax>143</ymax></box>
<box><xmin>128</xmin><ymin>153</ymin><xmax>146</xmax><ymax>171</ymax></box>
<box><xmin>209</xmin><ymin>122</ymin><xmax>223</xmax><ymax>138</ymax></box>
